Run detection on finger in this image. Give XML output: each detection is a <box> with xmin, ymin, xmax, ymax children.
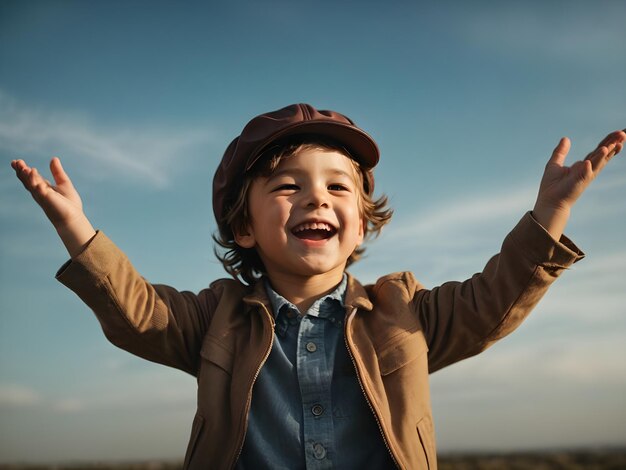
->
<box><xmin>589</xmin><ymin>131</ymin><xmax>626</xmax><ymax>161</ymax></box>
<box><xmin>595</xmin><ymin>130</ymin><xmax>626</xmax><ymax>149</ymax></box>
<box><xmin>585</xmin><ymin>143</ymin><xmax>616</xmax><ymax>175</ymax></box>
<box><xmin>13</xmin><ymin>160</ymin><xmax>36</xmax><ymax>188</ymax></box>
<box><xmin>13</xmin><ymin>160</ymin><xmax>48</xmax><ymax>191</ymax></box>
<box><xmin>583</xmin><ymin>130</ymin><xmax>624</xmax><ymax>162</ymax></box>
<box><xmin>28</xmin><ymin>167</ymin><xmax>51</xmax><ymax>196</ymax></box>
<box><xmin>50</xmin><ymin>157</ymin><xmax>72</xmax><ymax>187</ymax></box>
<box><xmin>548</xmin><ymin>137</ymin><xmax>571</xmax><ymax>166</ymax></box>
<box><xmin>608</xmin><ymin>130</ymin><xmax>626</xmax><ymax>156</ymax></box>
<box><xmin>12</xmin><ymin>159</ymin><xmax>31</xmax><ymax>178</ymax></box>
<box><xmin>606</xmin><ymin>141</ymin><xmax>623</xmax><ymax>159</ymax></box>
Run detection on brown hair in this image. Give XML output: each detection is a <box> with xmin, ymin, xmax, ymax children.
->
<box><xmin>213</xmin><ymin>137</ymin><xmax>393</xmax><ymax>284</ymax></box>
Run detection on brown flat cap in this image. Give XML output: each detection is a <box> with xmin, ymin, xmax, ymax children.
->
<box><xmin>212</xmin><ymin>103</ymin><xmax>379</xmax><ymax>225</ymax></box>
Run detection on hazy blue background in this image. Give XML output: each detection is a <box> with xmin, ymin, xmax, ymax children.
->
<box><xmin>1</xmin><ymin>0</ymin><xmax>625</xmax><ymax>463</ymax></box>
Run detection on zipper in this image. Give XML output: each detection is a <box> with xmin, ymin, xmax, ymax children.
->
<box><xmin>344</xmin><ymin>307</ymin><xmax>401</xmax><ymax>469</ymax></box>
<box><xmin>230</xmin><ymin>301</ymin><xmax>275</xmax><ymax>469</ymax></box>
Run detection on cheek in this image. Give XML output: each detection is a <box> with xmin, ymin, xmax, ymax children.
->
<box><xmin>259</xmin><ymin>200</ymin><xmax>292</xmax><ymax>232</ymax></box>
<box><xmin>344</xmin><ymin>204</ymin><xmax>365</xmax><ymax>239</ymax></box>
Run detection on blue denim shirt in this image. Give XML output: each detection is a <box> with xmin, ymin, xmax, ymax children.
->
<box><xmin>235</xmin><ymin>275</ymin><xmax>394</xmax><ymax>469</ymax></box>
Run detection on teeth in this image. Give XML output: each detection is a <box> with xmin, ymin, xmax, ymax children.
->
<box><xmin>293</xmin><ymin>222</ymin><xmax>333</xmax><ymax>232</ymax></box>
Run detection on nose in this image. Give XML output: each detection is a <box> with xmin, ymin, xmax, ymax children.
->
<box><xmin>304</xmin><ymin>184</ymin><xmax>329</xmax><ymax>208</ymax></box>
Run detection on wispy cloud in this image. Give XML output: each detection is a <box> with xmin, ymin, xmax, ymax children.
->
<box><xmin>0</xmin><ymin>383</ymin><xmax>41</xmax><ymax>407</ymax></box>
<box><xmin>0</xmin><ymin>91</ymin><xmax>216</xmax><ymax>188</ymax></box>
<box><xmin>0</xmin><ymin>369</ymin><xmax>194</xmax><ymax>414</ymax></box>
<box><xmin>52</xmin><ymin>398</ymin><xmax>86</xmax><ymax>413</ymax></box>
<box><xmin>354</xmin><ymin>183</ymin><xmax>537</xmax><ymax>282</ymax></box>
<box><xmin>354</xmin><ymin>173</ymin><xmax>626</xmax><ymax>325</ymax></box>
<box><xmin>459</xmin><ymin>3</ymin><xmax>626</xmax><ymax>64</ymax></box>
<box><xmin>355</xmin><ymin>170</ymin><xmax>626</xmax><ymax>291</ymax></box>
<box><xmin>76</xmin><ymin>368</ymin><xmax>194</xmax><ymax>411</ymax></box>
<box><xmin>0</xmin><ymin>171</ymin><xmax>40</xmax><ymax>220</ymax></box>
<box><xmin>594</xmin><ymin>171</ymin><xmax>626</xmax><ymax>192</ymax></box>
<box><xmin>385</xmin><ymin>167</ymin><xmax>626</xmax><ymax>248</ymax></box>
<box><xmin>0</xmin><ymin>383</ymin><xmax>84</xmax><ymax>413</ymax></box>
<box><xmin>535</xmin><ymin>254</ymin><xmax>626</xmax><ymax>325</ymax></box>
<box><xmin>387</xmin><ymin>185</ymin><xmax>536</xmax><ymax>243</ymax></box>
<box><xmin>432</xmin><ymin>331</ymin><xmax>626</xmax><ymax>398</ymax></box>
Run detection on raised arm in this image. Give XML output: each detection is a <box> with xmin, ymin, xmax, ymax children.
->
<box><xmin>11</xmin><ymin>157</ymin><xmax>96</xmax><ymax>258</ymax></box>
<box><xmin>532</xmin><ymin>130</ymin><xmax>625</xmax><ymax>240</ymax></box>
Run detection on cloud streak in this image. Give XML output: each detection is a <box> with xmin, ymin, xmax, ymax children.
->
<box><xmin>0</xmin><ymin>383</ymin><xmax>41</xmax><ymax>407</ymax></box>
<box><xmin>387</xmin><ymin>185</ymin><xmax>536</xmax><ymax>243</ymax></box>
<box><xmin>355</xmin><ymin>175</ymin><xmax>626</xmax><ymax>323</ymax></box>
<box><xmin>0</xmin><ymin>91</ymin><xmax>216</xmax><ymax>188</ymax></box>
<box><xmin>459</xmin><ymin>3</ymin><xmax>626</xmax><ymax>64</ymax></box>
<box><xmin>0</xmin><ymin>369</ymin><xmax>194</xmax><ymax>414</ymax></box>
<box><xmin>431</xmin><ymin>331</ymin><xmax>626</xmax><ymax>407</ymax></box>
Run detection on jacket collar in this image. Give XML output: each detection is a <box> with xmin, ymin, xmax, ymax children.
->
<box><xmin>344</xmin><ymin>272</ymin><xmax>373</xmax><ymax>311</ymax></box>
<box><xmin>242</xmin><ymin>279</ymin><xmax>272</xmax><ymax>312</ymax></box>
<box><xmin>242</xmin><ymin>272</ymin><xmax>373</xmax><ymax>313</ymax></box>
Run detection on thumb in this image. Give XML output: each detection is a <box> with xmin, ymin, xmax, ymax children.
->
<box><xmin>49</xmin><ymin>157</ymin><xmax>72</xmax><ymax>187</ymax></box>
<box><xmin>547</xmin><ymin>137</ymin><xmax>571</xmax><ymax>167</ymax></box>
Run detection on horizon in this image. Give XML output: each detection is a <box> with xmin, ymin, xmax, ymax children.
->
<box><xmin>2</xmin><ymin>446</ymin><xmax>626</xmax><ymax>467</ymax></box>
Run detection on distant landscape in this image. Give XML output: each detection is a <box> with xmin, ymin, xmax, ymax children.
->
<box><xmin>438</xmin><ymin>448</ymin><xmax>626</xmax><ymax>469</ymax></box>
<box><xmin>1</xmin><ymin>448</ymin><xmax>625</xmax><ymax>470</ymax></box>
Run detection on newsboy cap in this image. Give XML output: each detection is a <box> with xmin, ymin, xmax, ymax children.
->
<box><xmin>212</xmin><ymin>103</ymin><xmax>379</xmax><ymax>226</ymax></box>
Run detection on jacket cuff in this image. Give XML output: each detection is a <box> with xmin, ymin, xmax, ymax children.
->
<box><xmin>56</xmin><ymin>231</ymin><xmax>125</xmax><ymax>287</ymax></box>
<box><xmin>509</xmin><ymin>212</ymin><xmax>584</xmax><ymax>268</ymax></box>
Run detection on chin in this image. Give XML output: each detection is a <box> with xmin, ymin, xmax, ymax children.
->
<box><xmin>297</xmin><ymin>261</ymin><xmax>347</xmax><ymax>277</ymax></box>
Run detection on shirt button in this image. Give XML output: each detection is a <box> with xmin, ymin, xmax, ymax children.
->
<box><xmin>306</xmin><ymin>342</ymin><xmax>317</xmax><ymax>353</ymax></box>
<box><xmin>311</xmin><ymin>404</ymin><xmax>324</xmax><ymax>416</ymax></box>
<box><xmin>286</xmin><ymin>310</ymin><xmax>296</xmax><ymax>318</ymax></box>
<box><xmin>313</xmin><ymin>443</ymin><xmax>326</xmax><ymax>460</ymax></box>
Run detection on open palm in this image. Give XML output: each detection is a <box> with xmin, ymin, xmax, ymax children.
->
<box><xmin>536</xmin><ymin>130</ymin><xmax>625</xmax><ymax>213</ymax></box>
<box><xmin>11</xmin><ymin>157</ymin><xmax>84</xmax><ymax>228</ymax></box>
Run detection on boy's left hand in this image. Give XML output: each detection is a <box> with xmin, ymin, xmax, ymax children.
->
<box><xmin>532</xmin><ymin>129</ymin><xmax>626</xmax><ymax>240</ymax></box>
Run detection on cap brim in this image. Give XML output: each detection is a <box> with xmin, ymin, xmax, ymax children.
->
<box><xmin>245</xmin><ymin>120</ymin><xmax>379</xmax><ymax>171</ymax></box>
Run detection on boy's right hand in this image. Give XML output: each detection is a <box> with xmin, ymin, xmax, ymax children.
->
<box><xmin>11</xmin><ymin>157</ymin><xmax>96</xmax><ymax>258</ymax></box>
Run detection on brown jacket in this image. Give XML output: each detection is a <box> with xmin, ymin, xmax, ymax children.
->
<box><xmin>57</xmin><ymin>213</ymin><xmax>582</xmax><ymax>469</ymax></box>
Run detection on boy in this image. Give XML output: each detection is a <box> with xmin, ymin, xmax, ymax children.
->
<box><xmin>11</xmin><ymin>103</ymin><xmax>625</xmax><ymax>469</ymax></box>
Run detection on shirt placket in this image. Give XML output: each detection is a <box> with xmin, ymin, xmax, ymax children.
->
<box><xmin>296</xmin><ymin>313</ymin><xmax>335</xmax><ymax>469</ymax></box>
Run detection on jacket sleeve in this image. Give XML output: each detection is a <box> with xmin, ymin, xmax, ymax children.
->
<box><xmin>56</xmin><ymin>231</ymin><xmax>221</xmax><ymax>376</ymax></box>
<box><xmin>411</xmin><ymin>212</ymin><xmax>584</xmax><ymax>373</ymax></box>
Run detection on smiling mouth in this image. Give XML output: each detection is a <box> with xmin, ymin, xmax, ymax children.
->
<box><xmin>292</xmin><ymin>222</ymin><xmax>337</xmax><ymax>241</ymax></box>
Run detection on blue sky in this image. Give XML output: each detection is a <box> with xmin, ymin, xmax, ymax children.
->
<box><xmin>1</xmin><ymin>0</ymin><xmax>625</xmax><ymax>463</ymax></box>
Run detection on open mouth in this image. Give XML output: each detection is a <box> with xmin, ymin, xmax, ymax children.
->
<box><xmin>292</xmin><ymin>222</ymin><xmax>337</xmax><ymax>241</ymax></box>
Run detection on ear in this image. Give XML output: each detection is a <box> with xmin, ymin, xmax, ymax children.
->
<box><xmin>234</xmin><ymin>225</ymin><xmax>256</xmax><ymax>249</ymax></box>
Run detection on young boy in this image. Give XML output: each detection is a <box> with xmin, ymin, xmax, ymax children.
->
<box><xmin>11</xmin><ymin>104</ymin><xmax>625</xmax><ymax>469</ymax></box>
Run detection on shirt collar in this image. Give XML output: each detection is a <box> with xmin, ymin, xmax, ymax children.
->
<box><xmin>264</xmin><ymin>274</ymin><xmax>347</xmax><ymax>319</ymax></box>
<box><xmin>242</xmin><ymin>272</ymin><xmax>373</xmax><ymax>315</ymax></box>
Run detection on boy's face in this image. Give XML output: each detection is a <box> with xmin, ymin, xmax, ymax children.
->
<box><xmin>235</xmin><ymin>148</ymin><xmax>365</xmax><ymax>283</ymax></box>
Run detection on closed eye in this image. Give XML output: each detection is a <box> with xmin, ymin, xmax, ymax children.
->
<box><xmin>272</xmin><ymin>183</ymin><xmax>299</xmax><ymax>192</ymax></box>
<box><xmin>328</xmin><ymin>184</ymin><xmax>349</xmax><ymax>191</ymax></box>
